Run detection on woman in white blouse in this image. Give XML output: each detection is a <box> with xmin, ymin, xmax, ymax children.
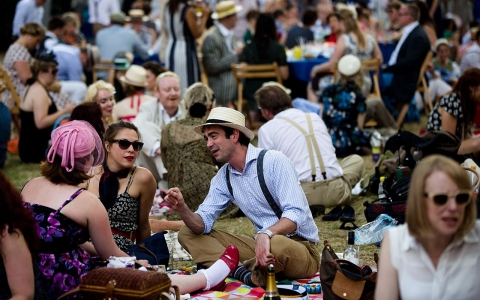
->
<box><xmin>376</xmin><ymin>155</ymin><xmax>480</xmax><ymax>300</ymax></box>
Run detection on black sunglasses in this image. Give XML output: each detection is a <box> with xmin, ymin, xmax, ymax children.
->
<box><xmin>112</xmin><ymin>139</ymin><xmax>144</xmax><ymax>151</ymax></box>
<box><xmin>424</xmin><ymin>190</ymin><xmax>472</xmax><ymax>206</ymax></box>
<box><xmin>49</xmin><ymin>69</ymin><xmax>58</xmax><ymax>75</ymax></box>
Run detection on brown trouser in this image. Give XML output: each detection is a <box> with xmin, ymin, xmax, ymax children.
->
<box><xmin>178</xmin><ymin>226</ymin><xmax>320</xmax><ymax>279</ymax></box>
<box><xmin>301</xmin><ymin>154</ymin><xmax>365</xmax><ymax>208</ymax></box>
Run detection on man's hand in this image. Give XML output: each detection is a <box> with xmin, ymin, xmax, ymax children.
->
<box><xmin>255</xmin><ymin>234</ymin><xmax>275</xmax><ymax>267</ymax></box>
<box><xmin>164</xmin><ymin>187</ymin><xmax>187</xmax><ymax>211</ymax></box>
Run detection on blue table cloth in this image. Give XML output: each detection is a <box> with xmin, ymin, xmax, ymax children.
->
<box><xmin>288</xmin><ymin>56</ymin><xmax>329</xmax><ymax>82</ymax></box>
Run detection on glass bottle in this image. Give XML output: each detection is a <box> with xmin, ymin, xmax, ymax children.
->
<box><xmin>264</xmin><ymin>264</ymin><xmax>281</xmax><ymax>300</ymax></box>
<box><xmin>343</xmin><ymin>231</ymin><xmax>359</xmax><ymax>265</ymax></box>
<box><xmin>378</xmin><ymin>176</ymin><xmax>386</xmax><ymax>199</ymax></box>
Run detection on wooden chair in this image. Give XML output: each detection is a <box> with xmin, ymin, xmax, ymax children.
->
<box><xmin>396</xmin><ymin>51</ymin><xmax>434</xmax><ymax>128</ymax></box>
<box><xmin>197</xmin><ymin>53</ymin><xmax>208</xmax><ymax>85</ymax></box>
<box><xmin>92</xmin><ymin>60</ymin><xmax>115</xmax><ymax>84</ymax></box>
<box><xmin>0</xmin><ymin>67</ymin><xmax>22</xmax><ymax>134</ymax></box>
<box><xmin>231</xmin><ymin>62</ymin><xmax>282</xmax><ymax>131</ymax></box>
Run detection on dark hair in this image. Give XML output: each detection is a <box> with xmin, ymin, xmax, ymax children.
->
<box><xmin>476</xmin><ymin>29</ymin><xmax>480</xmax><ymax>42</ymax></box>
<box><xmin>70</xmin><ymin>102</ymin><xmax>105</xmax><ymax>139</ymax></box>
<box><xmin>29</xmin><ymin>52</ymin><xmax>58</xmax><ymax>84</ymax></box>
<box><xmin>142</xmin><ymin>61</ymin><xmax>167</xmax><ymax>77</ymax></box>
<box><xmin>386</xmin><ymin>1</ymin><xmax>402</xmax><ymax>11</ymax></box>
<box><xmin>273</xmin><ymin>9</ymin><xmax>286</xmax><ymax>19</ymax></box>
<box><xmin>124</xmin><ymin>84</ymin><xmax>145</xmax><ymax>96</ymax></box>
<box><xmin>414</xmin><ymin>0</ymin><xmax>435</xmax><ymax>28</ymax></box>
<box><xmin>255</xmin><ymin>86</ymin><xmax>293</xmax><ymax>115</ymax></box>
<box><xmin>104</xmin><ymin>120</ymin><xmax>141</xmax><ymax>144</ymax></box>
<box><xmin>168</xmin><ymin>0</ymin><xmax>188</xmax><ymax>15</ymax></box>
<box><xmin>48</xmin><ymin>16</ymin><xmax>65</xmax><ymax>31</ymax></box>
<box><xmin>253</xmin><ymin>13</ymin><xmax>278</xmax><ymax>61</ymax></box>
<box><xmin>326</xmin><ymin>12</ymin><xmax>341</xmax><ymax>24</ymax></box>
<box><xmin>451</xmin><ymin>68</ymin><xmax>480</xmax><ymax>131</ymax></box>
<box><xmin>223</xmin><ymin>126</ymin><xmax>250</xmax><ymax>146</ymax></box>
<box><xmin>189</xmin><ymin>102</ymin><xmax>208</xmax><ymax>118</ymax></box>
<box><xmin>246</xmin><ymin>9</ymin><xmax>261</xmax><ymax>21</ymax></box>
<box><xmin>285</xmin><ymin>1</ymin><xmax>295</xmax><ymax>11</ymax></box>
<box><xmin>0</xmin><ymin>171</ymin><xmax>39</xmax><ymax>256</ymax></box>
<box><xmin>302</xmin><ymin>7</ymin><xmax>317</xmax><ymax>27</ymax></box>
<box><xmin>40</xmin><ymin>155</ymin><xmax>92</xmax><ymax>185</ymax></box>
<box><xmin>142</xmin><ymin>2</ymin><xmax>152</xmax><ymax>15</ymax></box>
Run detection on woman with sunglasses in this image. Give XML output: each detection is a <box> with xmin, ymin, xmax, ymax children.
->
<box><xmin>83</xmin><ymin>120</ymin><xmax>157</xmax><ymax>251</ymax></box>
<box><xmin>19</xmin><ymin>51</ymin><xmax>75</xmax><ymax>163</ymax></box>
<box><xmin>376</xmin><ymin>155</ymin><xmax>480</xmax><ymax>299</ymax></box>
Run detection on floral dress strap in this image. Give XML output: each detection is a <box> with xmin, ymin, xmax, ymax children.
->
<box><xmin>56</xmin><ymin>188</ymin><xmax>84</xmax><ymax>214</ymax></box>
<box><xmin>124</xmin><ymin>166</ymin><xmax>137</xmax><ymax>194</ymax></box>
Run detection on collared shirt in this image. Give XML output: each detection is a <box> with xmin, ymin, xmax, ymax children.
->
<box><xmin>460</xmin><ymin>43</ymin><xmax>480</xmax><ymax>74</ymax></box>
<box><xmin>96</xmin><ymin>25</ymin><xmax>149</xmax><ymax>61</ymax></box>
<box><xmin>12</xmin><ymin>0</ymin><xmax>44</xmax><ymax>36</ymax></box>
<box><xmin>43</xmin><ymin>31</ymin><xmax>59</xmax><ymax>50</ymax></box>
<box><xmin>388</xmin><ymin>21</ymin><xmax>419</xmax><ymax>66</ymax></box>
<box><xmin>88</xmin><ymin>0</ymin><xmax>120</xmax><ymax>26</ymax></box>
<box><xmin>52</xmin><ymin>44</ymin><xmax>82</xmax><ymax>81</ymax></box>
<box><xmin>195</xmin><ymin>144</ymin><xmax>319</xmax><ymax>242</ymax></box>
<box><xmin>389</xmin><ymin>222</ymin><xmax>480</xmax><ymax>299</ymax></box>
<box><xmin>150</xmin><ymin>102</ymin><xmax>183</xmax><ymax>156</ymax></box>
<box><xmin>217</xmin><ymin>23</ymin><xmax>235</xmax><ymax>54</ymax></box>
<box><xmin>258</xmin><ymin>108</ymin><xmax>343</xmax><ymax>182</ymax></box>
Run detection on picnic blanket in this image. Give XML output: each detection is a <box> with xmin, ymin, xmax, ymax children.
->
<box><xmin>189</xmin><ymin>274</ymin><xmax>323</xmax><ymax>299</ymax></box>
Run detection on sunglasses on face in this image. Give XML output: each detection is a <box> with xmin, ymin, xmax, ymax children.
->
<box><xmin>48</xmin><ymin>69</ymin><xmax>58</xmax><ymax>75</ymax></box>
<box><xmin>424</xmin><ymin>190</ymin><xmax>472</xmax><ymax>206</ymax></box>
<box><xmin>112</xmin><ymin>139</ymin><xmax>144</xmax><ymax>151</ymax></box>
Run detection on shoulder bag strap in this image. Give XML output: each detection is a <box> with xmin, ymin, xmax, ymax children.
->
<box><xmin>278</xmin><ymin>115</ymin><xmax>327</xmax><ymax>180</ymax></box>
<box><xmin>257</xmin><ymin>149</ymin><xmax>283</xmax><ymax>219</ymax></box>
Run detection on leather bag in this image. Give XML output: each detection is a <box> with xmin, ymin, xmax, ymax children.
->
<box><xmin>320</xmin><ymin>241</ymin><xmax>376</xmax><ymax>300</ymax></box>
<box><xmin>57</xmin><ymin>268</ymin><xmax>179</xmax><ymax>300</ymax></box>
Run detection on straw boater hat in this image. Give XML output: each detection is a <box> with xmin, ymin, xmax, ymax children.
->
<box><xmin>261</xmin><ymin>81</ymin><xmax>291</xmax><ymax>95</ymax></box>
<box><xmin>338</xmin><ymin>54</ymin><xmax>361</xmax><ymax>77</ymax></box>
<box><xmin>212</xmin><ymin>0</ymin><xmax>243</xmax><ymax>20</ymax></box>
<box><xmin>194</xmin><ymin>107</ymin><xmax>255</xmax><ymax>141</ymax></box>
<box><xmin>126</xmin><ymin>9</ymin><xmax>149</xmax><ymax>22</ymax></box>
<box><xmin>120</xmin><ymin>65</ymin><xmax>148</xmax><ymax>87</ymax></box>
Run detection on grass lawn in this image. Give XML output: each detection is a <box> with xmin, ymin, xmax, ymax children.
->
<box><xmin>1</xmin><ymin>116</ymin><xmax>426</xmax><ymax>268</ymax></box>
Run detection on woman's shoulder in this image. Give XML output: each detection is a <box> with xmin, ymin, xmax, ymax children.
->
<box><xmin>132</xmin><ymin>166</ymin><xmax>156</xmax><ymax>185</ymax></box>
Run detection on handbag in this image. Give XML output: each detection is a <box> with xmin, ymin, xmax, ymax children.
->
<box><xmin>320</xmin><ymin>241</ymin><xmax>377</xmax><ymax>300</ymax></box>
<box><xmin>363</xmin><ymin>199</ymin><xmax>407</xmax><ymax>224</ymax></box>
<box><xmin>127</xmin><ymin>232</ymin><xmax>170</xmax><ymax>266</ymax></box>
<box><xmin>57</xmin><ymin>267</ymin><xmax>179</xmax><ymax>300</ymax></box>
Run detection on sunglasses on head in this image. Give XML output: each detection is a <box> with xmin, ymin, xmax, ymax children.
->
<box><xmin>112</xmin><ymin>139</ymin><xmax>144</xmax><ymax>151</ymax></box>
<box><xmin>424</xmin><ymin>190</ymin><xmax>472</xmax><ymax>206</ymax></box>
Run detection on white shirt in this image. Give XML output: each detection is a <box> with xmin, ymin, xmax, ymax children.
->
<box><xmin>389</xmin><ymin>222</ymin><xmax>480</xmax><ymax>300</ymax></box>
<box><xmin>88</xmin><ymin>0</ymin><xmax>120</xmax><ymax>26</ymax></box>
<box><xmin>150</xmin><ymin>102</ymin><xmax>183</xmax><ymax>156</ymax></box>
<box><xmin>217</xmin><ymin>23</ymin><xmax>235</xmax><ymax>54</ymax></box>
<box><xmin>258</xmin><ymin>108</ymin><xmax>343</xmax><ymax>182</ymax></box>
<box><xmin>388</xmin><ymin>21</ymin><xmax>419</xmax><ymax>66</ymax></box>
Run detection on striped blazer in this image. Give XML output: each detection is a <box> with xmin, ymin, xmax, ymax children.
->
<box><xmin>201</xmin><ymin>26</ymin><xmax>238</xmax><ymax>106</ymax></box>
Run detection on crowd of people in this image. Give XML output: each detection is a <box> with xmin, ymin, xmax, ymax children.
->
<box><xmin>2</xmin><ymin>0</ymin><xmax>480</xmax><ymax>299</ymax></box>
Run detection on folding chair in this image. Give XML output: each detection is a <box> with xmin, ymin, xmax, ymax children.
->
<box><xmin>0</xmin><ymin>67</ymin><xmax>22</xmax><ymax>134</ymax></box>
<box><xmin>92</xmin><ymin>60</ymin><xmax>115</xmax><ymax>84</ymax></box>
<box><xmin>231</xmin><ymin>62</ymin><xmax>282</xmax><ymax>132</ymax></box>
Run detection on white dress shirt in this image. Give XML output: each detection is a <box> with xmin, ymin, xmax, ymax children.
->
<box><xmin>389</xmin><ymin>221</ymin><xmax>480</xmax><ymax>300</ymax></box>
<box><xmin>217</xmin><ymin>22</ymin><xmax>235</xmax><ymax>54</ymax></box>
<box><xmin>88</xmin><ymin>0</ymin><xmax>120</xmax><ymax>26</ymax></box>
<box><xmin>388</xmin><ymin>21</ymin><xmax>419</xmax><ymax>66</ymax></box>
<box><xmin>150</xmin><ymin>102</ymin><xmax>184</xmax><ymax>156</ymax></box>
<box><xmin>12</xmin><ymin>0</ymin><xmax>44</xmax><ymax>36</ymax></box>
<box><xmin>258</xmin><ymin>108</ymin><xmax>343</xmax><ymax>182</ymax></box>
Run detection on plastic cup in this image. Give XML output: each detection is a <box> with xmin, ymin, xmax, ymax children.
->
<box><xmin>293</xmin><ymin>47</ymin><xmax>302</xmax><ymax>60</ymax></box>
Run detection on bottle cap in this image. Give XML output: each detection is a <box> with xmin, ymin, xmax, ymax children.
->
<box><xmin>471</xmin><ymin>165</ymin><xmax>477</xmax><ymax>170</ymax></box>
<box><xmin>380</xmin><ymin>176</ymin><xmax>385</xmax><ymax>182</ymax></box>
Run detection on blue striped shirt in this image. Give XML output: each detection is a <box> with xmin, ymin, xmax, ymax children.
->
<box><xmin>195</xmin><ymin>144</ymin><xmax>319</xmax><ymax>242</ymax></box>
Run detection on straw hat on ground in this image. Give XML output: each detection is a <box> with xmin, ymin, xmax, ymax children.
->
<box><xmin>212</xmin><ymin>0</ymin><xmax>243</xmax><ymax>20</ymax></box>
<box><xmin>194</xmin><ymin>107</ymin><xmax>254</xmax><ymax>140</ymax></box>
<box><xmin>126</xmin><ymin>9</ymin><xmax>149</xmax><ymax>22</ymax></box>
<box><xmin>120</xmin><ymin>65</ymin><xmax>148</xmax><ymax>87</ymax></box>
<box><xmin>338</xmin><ymin>54</ymin><xmax>361</xmax><ymax>76</ymax></box>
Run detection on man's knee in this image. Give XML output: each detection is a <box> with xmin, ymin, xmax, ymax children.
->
<box><xmin>178</xmin><ymin>225</ymin><xmax>194</xmax><ymax>246</ymax></box>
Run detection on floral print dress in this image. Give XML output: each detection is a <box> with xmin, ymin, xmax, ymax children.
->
<box><xmin>320</xmin><ymin>82</ymin><xmax>371</xmax><ymax>158</ymax></box>
<box><xmin>24</xmin><ymin>189</ymin><xmax>94</xmax><ymax>299</ymax></box>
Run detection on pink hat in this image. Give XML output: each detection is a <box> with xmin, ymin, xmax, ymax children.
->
<box><xmin>47</xmin><ymin>120</ymin><xmax>105</xmax><ymax>172</ymax></box>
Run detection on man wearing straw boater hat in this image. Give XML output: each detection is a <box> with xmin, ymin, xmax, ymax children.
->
<box><xmin>164</xmin><ymin>107</ymin><xmax>320</xmax><ymax>286</ymax></box>
<box><xmin>201</xmin><ymin>1</ymin><xmax>243</xmax><ymax>107</ymax></box>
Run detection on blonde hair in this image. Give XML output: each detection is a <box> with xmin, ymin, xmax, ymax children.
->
<box><xmin>20</xmin><ymin>22</ymin><xmax>45</xmax><ymax>37</ymax></box>
<box><xmin>339</xmin><ymin>9</ymin><xmax>365</xmax><ymax>49</ymax></box>
<box><xmin>62</xmin><ymin>12</ymin><xmax>80</xmax><ymax>29</ymax></box>
<box><xmin>84</xmin><ymin>80</ymin><xmax>116</xmax><ymax>124</ymax></box>
<box><xmin>183</xmin><ymin>83</ymin><xmax>215</xmax><ymax>111</ymax></box>
<box><xmin>155</xmin><ymin>71</ymin><xmax>180</xmax><ymax>89</ymax></box>
<box><xmin>406</xmin><ymin>155</ymin><xmax>476</xmax><ymax>241</ymax></box>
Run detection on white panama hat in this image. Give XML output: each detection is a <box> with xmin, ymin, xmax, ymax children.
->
<box><xmin>194</xmin><ymin>107</ymin><xmax>254</xmax><ymax>140</ymax></box>
<box><xmin>338</xmin><ymin>54</ymin><xmax>361</xmax><ymax>77</ymax></box>
<box><xmin>211</xmin><ymin>1</ymin><xmax>243</xmax><ymax>20</ymax></box>
<box><xmin>120</xmin><ymin>65</ymin><xmax>148</xmax><ymax>87</ymax></box>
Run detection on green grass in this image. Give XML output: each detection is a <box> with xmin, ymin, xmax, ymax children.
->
<box><xmin>2</xmin><ymin>116</ymin><xmax>426</xmax><ymax>268</ymax></box>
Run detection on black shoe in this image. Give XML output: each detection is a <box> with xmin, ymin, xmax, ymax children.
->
<box><xmin>309</xmin><ymin>205</ymin><xmax>325</xmax><ymax>217</ymax></box>
<box><xmin>322</xmin><ymin>205</ymin><xmax>343</xmax><ymax>221</ymax></box>
<box><xmin>339</xmin><ymin>205</ymin><xmax>355</xmax><ymax>222</ymax></box>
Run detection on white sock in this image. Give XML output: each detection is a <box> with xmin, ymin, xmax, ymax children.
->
<box><xmin>198</xmin><ymin>258</ymin><xmax>231</xmax><ymax>290</ymax></box>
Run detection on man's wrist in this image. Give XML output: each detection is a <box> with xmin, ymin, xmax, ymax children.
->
<box><xmin>255</xmin><ymin>229</ymin><xmax>273</xmax><ymax>240</ymax></box>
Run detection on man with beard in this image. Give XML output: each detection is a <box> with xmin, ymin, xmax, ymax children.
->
<box><xmin>163</xmin><ymin>107</ymin><xmax>319</xmax><ymax>287</ymax></box>
<box><xmin>134</xmin><ymin>71</ymin><xmax>186</xmax><ymax>187</ymax></box>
